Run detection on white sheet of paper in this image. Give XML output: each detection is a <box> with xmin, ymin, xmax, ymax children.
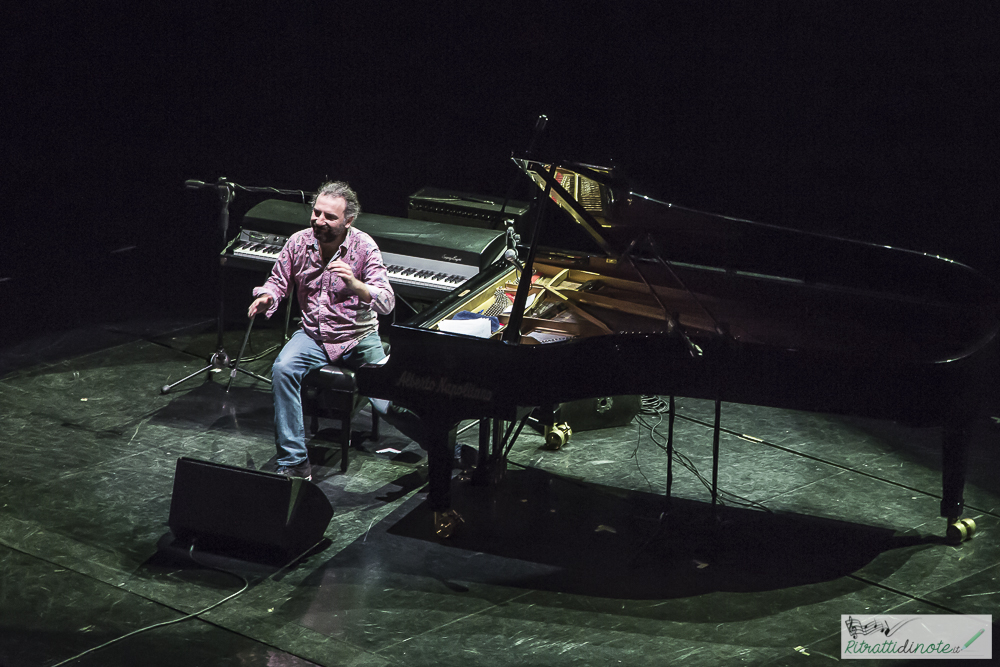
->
<box><xmin>438</xmin><ymin>317</ymin><xmax>492</xmax><ymax>338</ymax></box>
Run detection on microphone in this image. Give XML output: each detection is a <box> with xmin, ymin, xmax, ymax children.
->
<box><xmin>525</xmin><ymin>114</ymin><xmax>548</xmax><ymax>157</ymax></box>
<box><xmin>184</xmin><ymin>179</ymin><xmax>234</xmax><ymax>194</ymax></box>
<box><xmin>503</xmin><ymin>247</ymin><xmax>524</xmax><ymax>271</ymax></box>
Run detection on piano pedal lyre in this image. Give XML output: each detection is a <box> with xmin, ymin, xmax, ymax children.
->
<box><xmin>434</xmin><ymin>509</ymin><xmax>464</xmax><ymax>539</ymax></box>
<box><xmin>544</xmin><ymin>423</ymin><xmax>573</xmax><ymax>450</ymax></box>
<box><xmin>945</xmin><ymin>517</ymin><xmax>977</xmax><ymax>544</ymax></box>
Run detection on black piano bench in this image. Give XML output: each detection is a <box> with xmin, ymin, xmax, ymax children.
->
<box><xmin>301</xmin><ymin>365</ymin><xmax>379</xmax><ymax>473</ymax></box>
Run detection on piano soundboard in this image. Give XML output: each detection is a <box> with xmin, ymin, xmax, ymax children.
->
<box><xmin>220</xmin><ymin>199</ymin><xmax>507</xmax><ymax>301</ymax></box>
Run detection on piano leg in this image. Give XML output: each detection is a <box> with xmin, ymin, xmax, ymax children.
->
<box><xmin>666</xmin><ymin>396</ymin><xmax>675</xmax><ymax>509</ymax></box>
<box><xmin>423</xmin><ymin>417</ymin><xmax>463</xmax><ymax>538</ymax></box>
<box><xmin>469</xmin><ymin>418</ymin><xmax>492</xmax><ymax>486</ymax></box>
<box><xmin>941</xmin><ymin>415</ymin><xmax>977</xmax><ymax>544</ymax></box>
<box><xmin>477</xmin><ymin>417</ymin><xmax>490</xmax><ymax>472</ymax></box>
<box><xmin>711</xmin><ymin>399</ymin><xmax>722</xmax><ymax>518</ymax></box>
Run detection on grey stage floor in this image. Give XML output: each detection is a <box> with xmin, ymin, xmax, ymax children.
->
<box><xmin>0</xmin><ymin>319</ymin><xmax>997</xmax><ymax>666</ymax></box>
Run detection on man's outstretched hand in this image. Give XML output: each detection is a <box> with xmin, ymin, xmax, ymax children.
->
<box><xmin>248</xmin><ymin>294</ymin><xmax>273</xmax><ymax>318</ymax></box>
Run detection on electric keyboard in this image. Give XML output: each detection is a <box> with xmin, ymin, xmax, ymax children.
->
<box><xmin>229</xmin><ymin>229</ymin><xmax>288</xmax><ymax>264</ymax></box>
<box><xmin>220</xmin><ymin>199</ymin><xmax>507</xmax><ymax>301</ymax></box>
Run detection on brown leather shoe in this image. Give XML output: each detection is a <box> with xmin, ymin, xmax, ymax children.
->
<box><xmin>274</xmin><ymin>460</ymin><xmax>312</xmax><ymax>481</ymax></box>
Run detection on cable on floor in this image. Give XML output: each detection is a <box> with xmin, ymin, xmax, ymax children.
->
<box><xmin>47</xmin><ymin>537</ymin><xmax>320</xmax><ymax>667</ymax></box>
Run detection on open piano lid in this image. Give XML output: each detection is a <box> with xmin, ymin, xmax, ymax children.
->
<box><xmin>513</xmin><ymin>155</ymin><xmax>998</xmax><ymax>306</ymax></box>
<box><xmin>513</xmin><ymin>156</ymin><xmax>622</xmax><ymax>258</ymax></box>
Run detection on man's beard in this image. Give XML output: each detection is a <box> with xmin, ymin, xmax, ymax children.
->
<box><xmin>312</xmin><ymin>224</ymin><xmax>337</xmax><ymax>243</ymax></box>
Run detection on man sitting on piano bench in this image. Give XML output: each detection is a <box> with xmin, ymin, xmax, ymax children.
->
<box><xmin>248</xmin><ymin>181</ymin><xmax>408</xmax><ymax>481</ymax></box>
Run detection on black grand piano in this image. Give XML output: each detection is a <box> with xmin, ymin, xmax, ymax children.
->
<box><xmin>356</xmin><ymin>154</ymin><xmax>999</xmax><ymax>539</ymax></box>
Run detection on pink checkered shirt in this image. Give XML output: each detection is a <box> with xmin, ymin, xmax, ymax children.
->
<box><xmin>253</xmin><ymin>227</ymin><xmax>394</xmax><ymax>361</ymax></box>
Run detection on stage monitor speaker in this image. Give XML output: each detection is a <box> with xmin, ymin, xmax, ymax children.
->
<box><xmin>167</xmin><ymin>457</ymin><xmax>333</xmax><ymax>563</ymax></box>
<box><xmin>555</xmin><ymin>395</ymin><xmax>641</xmax><ymax>432</ymax></box>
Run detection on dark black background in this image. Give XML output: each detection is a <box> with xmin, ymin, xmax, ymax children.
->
<box><xmin>5</xmin><ymin>2</ymin><xmax>998</xmax><ymax>346</ymax></box>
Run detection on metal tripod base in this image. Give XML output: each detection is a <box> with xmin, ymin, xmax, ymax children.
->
<box><xmin>160</xmin><ymin>316</ymin><xmax>275</xmax><ymax>395</ymax></box>
<box><xmin>160</xmin><ymin>349</ymin><xmax>232</xmax><ymax>394</ymax></box>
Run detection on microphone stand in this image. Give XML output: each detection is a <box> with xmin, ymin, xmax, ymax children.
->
<box><xmin>502</xmin><ymin>115</ymin><xmax>550</xmax><ymax>345</ymax></box>
<box><xmin>160</xmin><ymin>177</ymin><xmax>281</xmax><ymax>394</ymax></box>
<box><xmin>496</xmin><ymin>114</ymin><xmax>547</xmax><ymax>236</ymax></box>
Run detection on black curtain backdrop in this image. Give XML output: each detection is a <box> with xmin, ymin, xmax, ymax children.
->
<box><xmin>5</xmin><ymin>2</ymin><xmax>998</xmax><ymax>346</ymax></box>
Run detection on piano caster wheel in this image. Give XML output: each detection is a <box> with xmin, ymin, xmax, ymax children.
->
<box><xmin>946</xmin><ymin>517</ymin><xmax>977</xmax><ymax>544</ymax></box>
<box><xmin>544</xmin><ymin>423</ymin><xmax>572</xmax><ymax>450</ymax></box>
<box><xmin>434</xmin><ymin>509</ymin><xmax>463</xmax><ymax>539</ymax></box>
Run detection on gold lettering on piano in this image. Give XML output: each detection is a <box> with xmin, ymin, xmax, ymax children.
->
<box><xmin>395</xmin><ymin>371</ymin><xmax>493</xmax><ymax>402</ymax></box>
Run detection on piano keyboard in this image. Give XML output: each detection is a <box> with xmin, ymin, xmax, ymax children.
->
<box><xmin>382</xmin><ymin>251</ymin><xmax>477</xmax><ymax>293</ymax></box>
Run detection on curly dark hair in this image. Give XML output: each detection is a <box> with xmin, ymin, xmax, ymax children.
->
<box><xmin>311</xmin><ymin>181</ymin><xmax>361</xmax><ymax>222</ymax></box>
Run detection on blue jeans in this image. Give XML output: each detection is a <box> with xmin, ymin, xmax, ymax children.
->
<box><xmin>271</xmin><ymin>329</ymin><xmax>393</xmax><ymax>467</ymax></box>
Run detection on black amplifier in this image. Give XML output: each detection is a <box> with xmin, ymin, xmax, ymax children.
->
<box><xmin>407</xmin><ymin>187</ymin><xmax>531</xmax><ymax>232</ymax></box>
